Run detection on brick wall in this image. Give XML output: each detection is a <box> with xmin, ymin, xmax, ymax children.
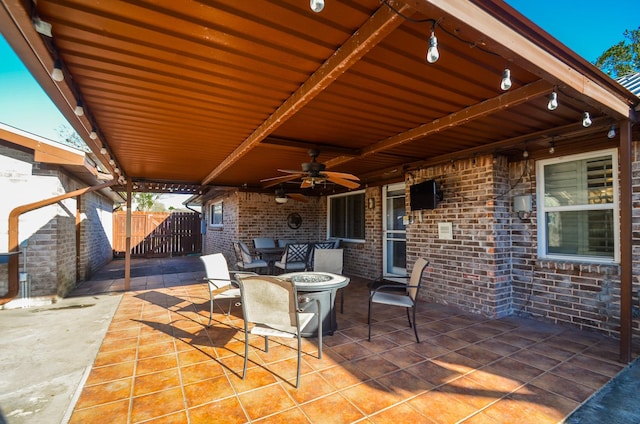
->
<box><xmin>1</xmin><ymin>143</ymin><xmax>113</xmax><ymax>302</ymax></box>
<box><xmin>507</xmin><ymin>143</ymin><xmax>639</xmax><ymax>340</ymax></box>
<box><xmin>407</xmin><ymin>155</ymin><xmax>512</xmax><ymax>317</ymax></box>
<box><xmin>344</xmin><ymin>186</ymin><xmax>382</xmax><ymax>279</ymax></box>
<box><xmin>204</xmin><ymin>191</ymin><xmax>325</xmax><ymax>267</ymax></box>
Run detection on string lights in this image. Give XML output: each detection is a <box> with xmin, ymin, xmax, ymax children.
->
<box><xmin>309</xmin><ymin>0</ymin><xmax>324</xmax><ymax>12</ymax></box>
<box><xmin>74</xmin><ymin>101</ymin><xmax>84</xmax><ymax>116</ymax></box>
<box><xmin>608</xmin><ymin>125</ymin><xmax>616</xmax><ymax>139</ymax></box>
<box><xmin>547</xmin><ymin>90</ymin><xmax>558</xmax><ymax>110</ymax></box>
<box><xmin>582</xmin><ymin>112</ymin><xmax>592</xmax><ymax>127</ymax></box>
<box><xmin>500</xmin><ymin>67</ymin><xmax>512</xmax><ymax>91</ymax></box>
<box><xmin>426</xmin><ymin>21</ymin><xmax>439</xmax><ymax>63</ymax></box>
<box><xmin>51</xmin><ymin>59</ymin><xmax>64</xmax><ymax>82</ymax></box>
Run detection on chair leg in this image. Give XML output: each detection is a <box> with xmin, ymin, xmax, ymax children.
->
<box><xmin>207</xmin><ymin>292</ymin><xmax>213</xmax><ymax>327</ymax></box>
<box><xmin>242</xmin><ymin>328</ymin><xmax>249</xmax><ymax>380</ymax></box>
<box><xmin>367</xmin><ymin>297</ymin><xmax>372</xmax><ymax>341</ymax></box>
<box><xmin>339</xmin><ymin>288</ymin><xmax>344</xmax><ymax>314</ymax></box>
<box><xmin>412</xmin><ymin>305</ymin><xmax>420</xmax><ymax>343</ymax></box>
<box><xmin>295</xmin><ymin>335</ymin><xmax>302</xmax><ymax>388</ymax></box>
<box><xmin>406</xmin><ymin>307</ymin><xmax>412</xmax><ymax>328</ymax></box>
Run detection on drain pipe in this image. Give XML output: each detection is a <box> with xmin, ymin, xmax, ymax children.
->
<box><xmin>2</xmin><ymin>179</ymin><xmax>118</xmax><ymax>305</ymax></box>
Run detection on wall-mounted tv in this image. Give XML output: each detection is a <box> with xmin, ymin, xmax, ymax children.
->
<box><xmin>410</xmin><ymin>179</ymin><xmax>439</xmax><ymax>210</ymax></box>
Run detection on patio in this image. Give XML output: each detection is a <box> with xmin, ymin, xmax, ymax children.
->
<box><xmin>60</xmin><ymin>257</ymin><xmax>637</xmax><ymax>423</ymax></box>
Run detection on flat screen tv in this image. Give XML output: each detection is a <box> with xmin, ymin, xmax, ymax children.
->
<box><xmin>410</xmin><ymin>179</ymin><xmax>438</xmax><ymax>210</ymax></box>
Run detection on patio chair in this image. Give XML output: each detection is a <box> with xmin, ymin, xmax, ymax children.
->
<box><xmin>312</xmin><ymin>248</ymin><xmax>346</xmax><ymax>313</ymax></box>
<box><xmin>307</xmin><ymin>241</ymin><xmax>338</xmax><ymax>270</ymax></box>
<box><xmin>236</xmin><ymin>274</ymin><xmax>322</xmax><ymax>388</ymax></box>
<box><xmin>199</xmin><ymin>253</ymin><xmax>256</xmax><ymax>327</ymax></box>
<box><xmin>253</xmin><ymin>237</ymin><xmax>276</xmax><ymax>250</ymax></box>
<box><xmin>274</xmin><ymin>242</ymin><xmax>310</xmax><ymax>273</ymax></box>
<box><xmin>368</xmin><ymin>257</ymin><xmax>429</xmax><ymax>343</ymax></box>
<box><xmin>233</xmin><ymin>241</ymin><xmax>269</xmax><ymax>273</ymax></box>
<box><xmin>277</xmin><ymin>239</ymin><xmax>296</xmax><ymax>248</ymax></box>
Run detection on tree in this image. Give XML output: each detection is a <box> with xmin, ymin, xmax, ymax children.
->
<box><xmin>54</xmin><ymin>124</ymin><xmax>91</xmax><ymax>152</ymax></box>
<box><xmin>133</xmin><ymin>193</ymin><xmax>161</xmax><ymax>211</ymax></box>
<box><xmin>595</xmin><ymin>27</ymin><xmax>640</xmax><ymax>78</ymax></box>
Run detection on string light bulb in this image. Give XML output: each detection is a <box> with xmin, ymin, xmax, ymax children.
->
<box><xmin>89</xmin><ymin>129</ymin><xmax>98</xmax><ymax>140</ymax></box>
<box><xmin>548</xmin><ymin>143</ymin><xmax>555</xmax><ymax>154</ymax></box>
<box><xmin>522</xmin><ymin>149</ymin><xmax>529</xmax><ymax>159</ymax></box>
<box><xmin>100</xmin><ymin>147</ymin><xmax>107</xmax><ymax>155</ymax></box>
<box><xmin>51</xmin><ymin>60</ymin><xmax>64</xmax><ymax>82</ymax></box>
<box><xmin>309</xmin><ymin>0</ymin><xmax>324</xmax><ymax>12</ymax></box>
<box><xmin>108</xmin><ymin>159</ymin><xmax>115</xmax><ymax>166</ymax></box>
<box><xmin>607</xmin><ymin>125</ymin><xmax>616</xmax><ymax>139</ymax></box>
<box><xmin>426</xmin><ymin>31</ymin><xmax>439</xmax><ymax>63</ymax></box>
<box><xmin>74</xmin><ymin>101</ymin><xmax>84</xmax><ymax>116</ymax></box>
<box><xmin>547</xmin><ymin>91</ymin><xmax>558</xmax><ymax>110</ymax></box>
<box><xmin>500</xmin><ymin>68</ymin><xmax>512</xmax><ymax>91</ymax></box>
<box><xmin>582</xmin><ymin>112</ymin><xmax>592</xmax><ymax>127</ymax></box>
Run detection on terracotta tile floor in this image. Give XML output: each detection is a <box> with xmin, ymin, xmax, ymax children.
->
<box><xmin>69</xmin><ymin>270</ymin><xmax>632</xmax><ymax>423</ymax></box>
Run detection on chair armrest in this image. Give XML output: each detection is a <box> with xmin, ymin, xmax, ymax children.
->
<box><xmin>229</xmin><ymin>271</ymin><xmax>257</xmax><ymax>287</ymax></box>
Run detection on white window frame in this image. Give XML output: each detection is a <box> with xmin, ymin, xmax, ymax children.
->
<box><xmin>536</xmin><ymin>148</ymin><xmax>619</xmax><ymax>263</ymax></box>
<box><xmin>326</xmin><ymin>189</ymin><xmax>366</xmax><ymax>243</ymax></box>
<box><xmin>208</xmin><ymin>201</ymin><xmax>223</xmax><ymax>228</ymax></box>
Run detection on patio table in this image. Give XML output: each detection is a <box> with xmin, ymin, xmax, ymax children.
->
<box><xmin>280</xmin><ymin>271</ymin><xmax>350</xmax><ymax>337</ymax></box>
<box><xmin>254</xmin><ymin>246</ymin><xmax>284</xmax><ymax>274</ymax></box>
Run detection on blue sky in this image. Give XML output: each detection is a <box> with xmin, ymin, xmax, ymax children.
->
<box><xmin>0</xmin><ymin>2</ymin><xmax>638</xmax><ymax>143</ymax></box>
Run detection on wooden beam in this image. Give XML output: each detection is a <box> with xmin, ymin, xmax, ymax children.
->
<box><xmin>201</xmin><ymin>1</ymin><xmax>414</xmax><ymax>185</ymax></box>
<box><xmin>405</xmin><ymin>0</ymin><xmax>631</xmax><ymax>118</ymax></box>
<box><xmin>326</xmin><ymin>79</ymin><xmax>552</xmax><ymax>169</ymax></box>
<box><xmin>618</xmin><ymin>119</ymin><xmax>633</xmax><ymax>363</ymax></box>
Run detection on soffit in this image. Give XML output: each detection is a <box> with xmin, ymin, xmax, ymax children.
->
<box><xmin>1</xmin><ymin>0</ymin><xmax>636</xmax><ymax>194</ymax></box>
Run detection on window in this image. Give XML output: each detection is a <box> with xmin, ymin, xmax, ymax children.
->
<box><xmin>537</xmin><ymin>149</ymin><xmax>618</xmax><ymax>262</ymax></box>
<box><xmin>209</xmin><ymin>201</ymin><xmax>223</xmax><ymax>227</ymax></box>
<box><xmin>328</xmin><ymin>191</ymin><xmax>365</xmax><ymax>241</ymax></box>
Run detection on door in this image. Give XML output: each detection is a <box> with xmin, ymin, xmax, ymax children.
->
<box><xmin>383</xmin><ymin>183</ymin><xmax>406</xmax><ymax>277</ymax></box>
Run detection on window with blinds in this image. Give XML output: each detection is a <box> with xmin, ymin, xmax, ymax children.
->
<box><xmin>537</xmin><ymin>149</ymin><xmax>618</xmax><ymax>262</ymax></box>
<box><xmin>328</xmin><ymin>191</ymin><xmax>365</xmax><ymax>241</ymax></box>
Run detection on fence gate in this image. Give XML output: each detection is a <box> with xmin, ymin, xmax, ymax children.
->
<box><xmin>113</xmin><ymin>211</ymin><xmax>201</xmax><ymax>258</ymax></box>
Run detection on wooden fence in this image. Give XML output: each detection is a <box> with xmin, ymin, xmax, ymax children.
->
<box><xmin>113</xmin><ymin>211</ymin><xmax>201</xmax><ymax>258</ymax></box>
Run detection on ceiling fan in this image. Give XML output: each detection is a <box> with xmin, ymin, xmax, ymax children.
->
<box><xmin>274</xmin><ymin>187</ymin><xmax>308</xmax><ymax>204</ymax></box>
<box><xmin>262</xmin><ymin>149</ymin><xmax>360</xmax><ymax>190</ymax></box>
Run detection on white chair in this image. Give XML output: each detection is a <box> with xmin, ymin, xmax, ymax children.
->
<box><xmin>233</xmin><ymin>241</ymin><xmax>268</xmax><ymax>273</ymax></box>
<box><xmin>236</xmin><ymin>275</ymin><xmax>322</xmax><ymax>388</ymax></box>
<box><xmin>313</xmin><ymin>248</ymin><xmax>345</xmax><ymax>313</ymax></box>
<box><xmin>368</xmin><ymin>258</ymin><xmax>429</xmax><ymax>343</ymax></box>
<box><xmin>274</xmin><ymin>243</ymin><xmax>310</xmax><ymax>273</ymax></box>
<box><xmin>199</xmin><ymin>253</ymin><xmax>255</xmax><ymax>327</ymax></box>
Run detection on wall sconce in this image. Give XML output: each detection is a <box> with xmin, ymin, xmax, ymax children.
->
<box><xmin>513</xmin><ymin>194</ymin><xmax>532</xmax><ymax>219</ymax></box>
<box><xmin>368</xmin><ymin>198</ymin><xmax>375</xmax><ymax>209</ymax></box>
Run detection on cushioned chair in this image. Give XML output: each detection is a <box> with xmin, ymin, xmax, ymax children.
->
<box><xmin>233</xmin><ymin>241</ymin><xmax>268</xmax><ymax>273</ymax></box>
<box><xmin>313</xmin><ymin>248</ymin><xmax>345</xmax><ymax>313</ymax></box>
<box><xmin>236</xmin><ymin>275</ymin><xmax>322</xmax><ymax>387</ymax></box>
<box><xmin>277</xmin><ymin>239</ymin><xmax>296</xmax><ymax>248</ymax></box>
<box><xmin>199</xmin><ymin>253</ymin><xmax>256</xmax><ymax>327</ymax></box>
<box><xmin>368</xmin><ymin>258</ymin><xmax>429</xmax><ymax>343</ymax></box>
<box><xmin>253</xmin><ymin>237</ymin><xmax>276</xmax><ymax>249</ymax></box>
<box><xmin>274</xmin><ymin>243</ymin><xmax>310</xmax><ymax>273</ymax></box>
<box><xmin>306</xmin><ymin>241</ymin><xmax>336</xmax><ymax>270</ymax></box>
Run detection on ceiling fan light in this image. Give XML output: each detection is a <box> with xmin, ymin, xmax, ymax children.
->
<box><xmin>275</xmin><ymin>196</ymin><xmax>288</xmax><ymax>204</ymax></box>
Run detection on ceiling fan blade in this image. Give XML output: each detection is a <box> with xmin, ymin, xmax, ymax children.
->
<box><xmin>287</xmin><ymin>193</ymin><xmax>308</xmax><ymax>203</ymax></box>
<box><xmin>326</xmin><ymin>175</ymin><xmax>361</xmax><ymax>189</ymax></box>
<box><xmin>322</xmin><ymin>171</ymin><xmax>360</xmax><ymax>181</ymax></box>
<box><xmin>261</xmin><ymin>174</ymin><xmax>303</xmax><ymax>188</ymax></box>
<box><xmin>277</xmin><ymin>169</ymin><xmax>304</xmax><ymax>174</ymax></box>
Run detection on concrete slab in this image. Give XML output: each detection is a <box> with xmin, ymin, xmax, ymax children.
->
<box><xmin>0</xmin><ymin>292</ymin><xmax>121</xmax><ymax>424</ymax></box>
<box><xmin>565</xmin><ymin>357</ymin><xmax>640</xmax><ymax>424</ymax></box>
